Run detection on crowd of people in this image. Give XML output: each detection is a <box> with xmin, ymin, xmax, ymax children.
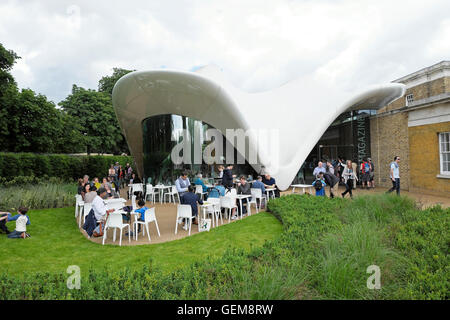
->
<box><xmin>77</xmin><ymin>162</ymin><xmax>137</xmax><ymax>202</ymax></box>
<box><xmin>312</xmin><ymin>156</ymin><xmax>401</xmax><ymax>198</ymax></box>
<box><xmin>174</xmin><ymin>165</ymin><xmax>280</xmax><ymax>224</ymax></box>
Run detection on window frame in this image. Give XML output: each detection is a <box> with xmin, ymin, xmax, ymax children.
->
<box><xmin>439</xmin><ymin>132</ymin><xmax>450</xmax><ymax>175</ymax></box>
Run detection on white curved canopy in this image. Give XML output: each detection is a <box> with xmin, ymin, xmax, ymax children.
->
<box><xmin>112</xmin><ymin>65</ymin><xmax>405</xmax><ymax>190</ymax></box>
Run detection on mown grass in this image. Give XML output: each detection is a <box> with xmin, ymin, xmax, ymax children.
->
<box><xmin>0</xmin><ymin>193</ymin><xmax>448</xmax><ymax>300</ymax></box>
<box><xmin>0</xmin><ymin>207</ymin><xmax>283</xmax><ymax>277</ymax></box>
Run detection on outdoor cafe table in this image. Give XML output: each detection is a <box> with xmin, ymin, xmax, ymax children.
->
<box><xmin>235</xmin><ymin>194</ymin><xmax>252</xmax><ymax>219</ymax></box>
<box><xmin>290</xmin><ymin>184</ymin><xmax>314</xmax><ymax>194</ymax></box>
<box><xmin>265</xmin><ymin>188</ymin><xmax>276</xmax><ymax>200</ymax></box>
<box><xmin>153</xmin><ymin>185</ymin><xmax>172</xmax><ymax>203</ymax></box>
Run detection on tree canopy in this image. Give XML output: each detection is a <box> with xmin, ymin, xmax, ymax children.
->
<box><xmin>0</xmin><ymin>42</ymin><xmax>131</xmax><ymax>155</ymax></box>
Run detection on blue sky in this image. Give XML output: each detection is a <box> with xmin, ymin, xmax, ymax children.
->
<box><xmin>1</xmin><ymin>0</ymin><xmax>449</xmax><ymax>104</ymax></box>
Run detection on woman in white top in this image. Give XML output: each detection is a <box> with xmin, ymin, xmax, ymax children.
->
<box><xmin>341</xmin><ymin>160</ymin><xmax>358</xmax><ymax>199</ymax></box>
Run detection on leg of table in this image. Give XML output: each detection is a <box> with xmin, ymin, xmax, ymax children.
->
<box><xmin>239</xmin><ymin>199</ymin><xmax>243</xmax><ymax>219</ymax></box>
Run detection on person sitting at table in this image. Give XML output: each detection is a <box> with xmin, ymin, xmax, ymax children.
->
<box><xmin>221</xmin><ymin>164</ymin><xmax>235</xmax><ymax>189</ymax></box>
<box><xmin>133</xmin><ymin>199</ymin><xmax>149</xmax><ymax>234</ymax></box>
<box><xmin>194</xmin><ymin>173</ymin><xmax>208</xmax><ymax>193</ymax></box>
<box><xmin>252</xmin><ymin>176</ymin><xmax>266</xmax><ymax>194</ymax></box>
<box><xmin>262</xmin><ymin>174</ymin><xmax>280</xmax><ymax>198</ymax></box>
<box><xmin>175</xmin><ymin>172</ymin><xmax>190</xmax><ymax>197</ymax></box>
<box><xmin>130</xmin><ymin>173</ymin><xmax>141</xmax><ymax>184</ymax></box>
<box><xmin>236</xmin><ymin>176</ymin><xmax>251</xmax><ymax>217</ymax></box>
<box><xmin>208</xmin><ymin>184</ymin><xmax>226</xmax><ymax>198</ymax></box>
<box><xmin>84</xmin><ymin>185</ymin><xmax>97</xmax><ymax>203</ymax></box>
<box><xmin>251</xmin><ymin>175</ymin><xmax>266</xmax><ymax>207</ymax></box>
<box><xmin>93</xmin><ymin>177</ymin><xmax>101</xmax><ymax>190</ymax></box>
<box><xmin>180</xmin><ymin>185</ymin><xmax>203</xmax><ymax>225</ymax></box>
<box><xmin>84</xmin><ymin>187</ymin><xmax>115</xmax><ymax>237</ymax></box>
<box><xmin>103</xmin><ymin>180</ymin><xmax>117</xmax><ymax>199</ymax></box>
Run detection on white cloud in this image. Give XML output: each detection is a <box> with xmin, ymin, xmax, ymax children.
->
<box><xmin>0</xmin><ymin>0</ymin><xmax>449</xmax><ymax>103</ymax></box>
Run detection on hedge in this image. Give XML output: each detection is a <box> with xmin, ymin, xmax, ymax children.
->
<box><xmin>0</xmin><ymin>153</ymin><xmax>134</xmax><ymax>182</ymax></box>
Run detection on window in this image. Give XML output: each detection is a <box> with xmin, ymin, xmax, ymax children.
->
<box><xmin>406</xmin><ymin>94</ymin><xmax>414</xmax><ymax>106</ymax></box>
<box><xmin>439</xmin><ymin>132</ymin><xmax>450</xmax><ymax>175</ymax></box>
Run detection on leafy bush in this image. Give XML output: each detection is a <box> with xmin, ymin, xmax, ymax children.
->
<box><xmin>0</xmin><ymin>194</ymin><xmax>448</xmax><ymax>300</ymax></box>
<box><xmin>0</xmin><ymin>153</ymin><xmax>134</xmax><ymax>182</ymax></box>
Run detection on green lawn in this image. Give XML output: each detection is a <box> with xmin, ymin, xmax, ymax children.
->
<box><xmin>0</xmin><ymin>207</ymin><xmax>282</xmax><ymax>277</ymax></box>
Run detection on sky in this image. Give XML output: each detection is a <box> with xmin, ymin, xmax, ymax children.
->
<box><xmin>0</xmin><ymin>0</ymin><xmax>449</xmax><ymax>104</ymax></box>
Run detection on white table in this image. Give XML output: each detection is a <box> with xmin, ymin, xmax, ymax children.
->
<box><xmin>153</xmin><ymin>185</ymin><xmax>172</xmax><ymax>203</ymax></box>
<box><xmin>265</xmin><ymin>188</ymin><xmax>276</xmax><ymax>200</ymax></box>
<box><xmin>236</xmin><ymin>194</ymin><xmax>252</xmax><ymax>219</ymax></box>
<box><xmin>291</xmin><ymin>184</ymin><xmax>314</xmax><ymax>194</ymax></box>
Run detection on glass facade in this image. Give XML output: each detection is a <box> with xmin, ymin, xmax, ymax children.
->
<box><xmin>142</xmin><ymin>114</ymin><xmax>257</xmax><ymax>185</ymax></box>
<box><xmin>298</xmin><ymin>109</ymin><xmax>376</xmax><ymax>183</ymax></box>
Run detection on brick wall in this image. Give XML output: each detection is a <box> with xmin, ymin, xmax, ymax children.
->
<box><xmin>370</xmin><ymin>112</ymin><xmax>410</xmax><ymax>190</ymax></box>
<box><xmin>409</xmin><ymin>122</ymin><xmax>450</xmax><ymax>194</ymax></box>
<box><xmin>378</xmin><ymin>77</ymin><xmax>449</xmax><ymax>113</ymax></box>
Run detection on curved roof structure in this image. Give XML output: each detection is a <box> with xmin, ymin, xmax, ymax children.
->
<box><xmin>112</xmin><ymin>65</ymin><xmax>405</xmax><ymax>190</ymax></box>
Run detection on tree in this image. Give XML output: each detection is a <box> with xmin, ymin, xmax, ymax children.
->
<box><xmin>59</xmin><ymin>85</ymin><xmax>125</xmax><ymax>154</ymax></box>
<box><xmin>98</xmin><ymin>67</ymin><xmax>134</xmax><ymax>154</ymax></box>
<box><xmin>0</xmin><ymin>43</ymin><xmax>21</xmax><ymax>152</ymax></box>
<box><xmin>0</xmin><ymin>42</ymin><xmax>20</xmax><ymax>89</ymax></box>
<box><xmin>98</xmin><ymin>67</ymin><xmax>134</xmax><ymax>96</ymax></box>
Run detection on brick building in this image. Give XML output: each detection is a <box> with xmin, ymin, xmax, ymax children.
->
<box><xmin>370</xmin><ymin>60</ymin><xmax>450</xmax><ymax>194</ymax></box>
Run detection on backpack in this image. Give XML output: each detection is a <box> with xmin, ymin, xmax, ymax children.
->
<box><xmin>364</xmin><ymin>162</ymin><xmax>370</xmax><ymax>173</ymax></box>
<box><xmin>313</xmin><ymin>179</ymin><xmax>323</xmax><ymax>191</ymax></box>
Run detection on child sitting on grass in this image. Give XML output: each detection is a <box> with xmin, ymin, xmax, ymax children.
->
<box><xmin>0</xmin><ymin>208</ymin><xmax>31</xmax><ymax>235</ymax></box>
<box><xmin>0</xmin><ymin>207</ymin><xmax>30</xmax><ymax>238</ymax></box>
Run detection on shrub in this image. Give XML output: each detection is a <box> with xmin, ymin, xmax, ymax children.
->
<box><xmin>0</xmin><ymin>194</ymin><xmax>447</xmax><ymax>300</ymax></box>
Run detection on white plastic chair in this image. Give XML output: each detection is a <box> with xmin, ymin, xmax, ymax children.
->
<box><xmin>79</xmin><ymin>202</ymin><xmax>92</xmax><ymax>228</ymax></box>
<box><xmin>220</xmin><ymin>195</ymin><xmax>237</xmax><ymax>222</ymax></box>
<box><xmin>102</xmin><ymin>213</ymin><xmax>130</xmax><ymax>246</ymax></box>
<box><xmin>250</xmin><ymin>188</ymin><xmax>266</xmax><ymax>213</ymax></box>
<box><xmin>145</xmin><ymin>184</ymin><xmax>157</xmax><ymax>203</ymax></box>
<box><xmin>75</xmin><ymin>194</ymin><xmax>84</xmax><ymax>219</ymax></box>
<box><xmin>131</xmin><ymin>183</ymin><xmax>144</xmax><ymax>198</ymax></box>
<box><xmin>195</xmin><ymin>184</ymin><xmax>208</xmax><ymax>200</ymax></box>
<box><xmin>205</xmin><ymin>197</ymin><xmax>223</xmax><ymax>226</ymax></box>
<box><xmin>175</xmin><ymin>204</ymin><xmax>194</xmax><ymax>236</ymax></box>
<box><xmin>131</xmin><ymin>195</ymin><xmax>137</xmax><ymax>211</ymax></box>
<box><xmin>164</xmin><ymin>185</ymin><xmax>180</xmax><ymax>204</ymax></box>
<box><xmin>133</xmin><ymin>207</ymin><xmax>160</xmax><ymax>242</ymax></box>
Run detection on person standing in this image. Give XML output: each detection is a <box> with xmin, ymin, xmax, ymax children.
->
<box><xmin>351</xmin><ymin>160</ymin><xmax>358</xmax><ymax>189</ymax></box>
<box><xmin>368</xmin><ymin>158</ymin><xmax>375</xmax><ymax>188</ymax></box>
<box><xmin>221</xmin><ymin>165</ymin><xmax>235</xmax><ymax>189</ymax></box>
<box><xmin>342</xmin><ymin>160</ymin><xmax>358</xmax><ymax>199</ymax></box>
<box><xmin>360</xmin><ymin>158</ymin><xmax>371</xmax><ymax>189</ymax></box>
<box><xmin>312</xmin><ymin>161</ymin><xmax>326</xmax><ymax>177</ymax></box>
<box><xmin>387</xmin><ymin>156</ymin><xmax>401</xmax><ymax>195</ymax></box>
<box><xmin>313</xmin><ymin>172</ymin><xmax>326</xmax><ymax>197</ymax></box>
<box><xmin>323</xmin><ymin>171</ymin><xmax>340</xmax><ymax>198</ymax></box>
<box><xmin>326</xmin><ymin>161</ymin><xmax>335</xmax><ymax>174</ymax></box>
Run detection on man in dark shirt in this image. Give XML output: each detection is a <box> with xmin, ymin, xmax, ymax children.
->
<box><xmin>237</xmin><ymin>176</ymin><xmax>251</xmax><ymax>216</ymax></box>
<box><xmin>262</xmin><ymin>174</ymin><xmax>280</xmax><ymax>198</ymax></box>
<box><xmin>180</xmin><ymin>185</ymin><xmax>203</xmax><ymax>225</ymax></box>
<box><xmin>221</xmin><ymin>164</ymin><xmax>235</xmax><ymax>189</ymax></box>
